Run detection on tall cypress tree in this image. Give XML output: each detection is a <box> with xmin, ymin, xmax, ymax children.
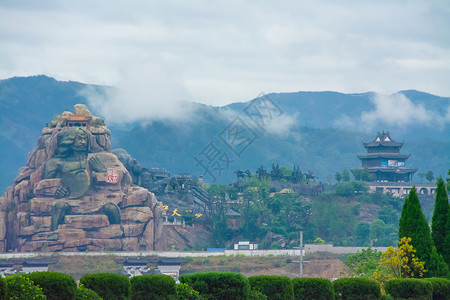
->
<box><xmin>399</xmin><ymin>187</ymin><xmax>434</xmax><ymax>265</ymax></box>
<box><xmin>432</xmin><ymin>177</ymin><xmax>449</xmax><ymax>256</ymax></box>
<box><xmin>443</xmin><ymin>203</ymin><xmax>450</xmax><ymax>265</ymax></box>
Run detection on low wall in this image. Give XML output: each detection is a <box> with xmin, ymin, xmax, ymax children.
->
<box><xmin>304</xmin><ymin>244</ymin><xmax>389</xmax><ymax>254</ymax></box>
<box><xmin>0</xmin><ymin>244</ymin><xmax>388</xmax><ymax>259</ymax></box>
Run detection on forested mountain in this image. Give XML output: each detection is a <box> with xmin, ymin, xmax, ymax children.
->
<box><xmin>0</xmin><ymin>75</ymin><xmax>449</xmax><ymax>193</ymax></box>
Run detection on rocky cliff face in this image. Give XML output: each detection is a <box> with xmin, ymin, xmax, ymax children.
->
<box><xmin>0</xmin><ymin>105</ymin><xmax>163</xmax><ymax>252</ymax></box>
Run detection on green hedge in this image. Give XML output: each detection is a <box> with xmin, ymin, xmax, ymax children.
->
<box><xmin>425</xmin><ymin>278</ymin><xmax>450</xmax><ymax>300</ymax></box>
<box><xmin>5</xmin><ymin>274</ymin><xmax>46</xmax><ymax>300</ymax></box>
<box><xmin>292</xmin><ymin>277</ymin><xmax>334</xmax><ymax>300</ymax></box>
<box><xmin>130</xmin><ymin>275</ymin><xmax>176</xmax><ymax>300</ymax></box>
<box><xmin>0</xmin><ymin>276</ymin><xmax>5</xmax><ymax>300</ymax></box>
<box><xmin>75</xmin><ymin>284</ymin><xmax>103</xmax><ymax>300</ymax></box>
<box><xmin>26</xmin><ymin>271</ymin><xmax>77</xmax><ymax>300</ymax></box>
<box><xmin>180</xmin><ymin>272</ymin><xmax>250</xmax><ymax>300</ymax></box>
<box><xmin>176</xmin><ymin>283</ymin><xmax>201</xmax><ymax>300</ymax></box>
<box><xmin>333</xmin><ymin>277</ymin><xmax>380</xmax><ymax>300</ymax></box>
<box><xmin>385</xmin><ymin>278</ymin><xmax>432</xmax><ymax>300</ymax></box>
<box><xmin>249</xmin><ymin>275</ymin><xmax>294</xmax><ymax>300</ymax></box>
<box><xmin>80</xmin><ymin>273</ymin><xmax>130</xmax><ymax>300</ymax></box>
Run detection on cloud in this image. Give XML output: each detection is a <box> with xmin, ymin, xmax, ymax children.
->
<box><xmin>361</xmin><ymin>93</ymin><xmax>432</xmax><ymax>127</ymax></box>
<box><xmin>263</xmin><ymin>113</ymin><xmax>298</xmax><ymax>137</ymax></box>
<box><xmin>335</xmin><ymin>92</ymin><xmax>450</xmax><ymax>131</ymax></box>
<box><xmin>81</xmin><ymin>60</ymin><xmax>195</xmax><ymax>124</ymax></box>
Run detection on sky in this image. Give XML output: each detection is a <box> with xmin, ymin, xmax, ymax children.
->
<box><xmin>1</xmin><ymin>0</ymin><xmax>450</xmax><ymax>110</ymax></box>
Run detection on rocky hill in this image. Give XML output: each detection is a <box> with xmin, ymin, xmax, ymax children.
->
<box><xmin>0</xmin><ymin>105</ymin><xmax>164</xmax><ymax>252</ymax></box>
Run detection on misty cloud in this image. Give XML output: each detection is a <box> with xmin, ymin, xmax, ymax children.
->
<box><xmin>81</xmin><ymin>61</ymin><xmax>195</xmax><ymax>124</ymax></box>
<box><xmin>335</xmin><ymin>92</ymin><xmax>450</xmax><ymax>131</ymax></box>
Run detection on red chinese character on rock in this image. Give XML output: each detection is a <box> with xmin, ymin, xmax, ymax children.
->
<box><xmin>106</xmin><ymin>169</ymin><xmax>119</xmax><ymax>183</ymax></box>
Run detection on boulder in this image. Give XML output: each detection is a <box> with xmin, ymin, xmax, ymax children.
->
<box><xmin>122</xmin><ymin>237</ymin><xmax>140</xmax><ymax>251</ymax></box>
<box><xmin>123</xmin><ymin>223</ymin><xmax>146</xmax><ymax>237</ymax></box>
<box><xmin>122</xmin><ymin>207</ymin><xmax>153</xmax><ymax>224</ymax></box>
<box><xmin>86</xmin><ymin>224</ymin><xmax>123</xmax><ymax>239</ymax></box>
<box><xmin>64</xmin><ymin>215</ymin><xmax>110</xmax><ymax>229</ymax></box>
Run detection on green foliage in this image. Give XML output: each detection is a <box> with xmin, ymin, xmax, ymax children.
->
<box><xmin>370</xmin><ymin>219</ymin><xmax>397</xmax><ymax>247</ymax></box>
<box><xmin>80</xmin><ymin>273</ymin><xmax>130</xmax><ymax>300</ymax></box>
<box><xmin>291</xmin><ymin>277</ymin><xmax>334</xmax><ymax>300</ymax></box>
<box><xmin>248</xmin><ymin>275</ymin><xmax>294</xmax><ymax>300</ymax></box>
<box><xmin>351</xmin><ymin>168</ymin><xmax>375</xmax><ymax>182</ymax></box>
<box><xmin>335</xmin><ymin>181</ymin><xmax>368</xmax><ymax>196</ymax></box>
<box><xmin>427</xmin><ymin>246</ymin><xmax>449</xmax><ymax>278</ymax></box>
<box><xmin>431</xmin><ymin>178</ymin><xmax>448</xmax><ymax>258</ymax></box>
<box><xmin>176</xmin><ymin>283</ymin><xmax>201</xmax><ymax>300</ymax></box>
<box><xmin>26</xmin><ymin>271</ymin><xmax>77</xmax><ymax>300</ymax></box>
<box><xmin>5</xmin><ymin>274</ymin><xmax>46</xmax><ymax>300</ymax></box>
<box><xmin>314</xmin><ymin>237</ymin><xmax>326</xmax><ymax>244</ymax></box>
<box><xmin>130</xmin><ymin>275</ymin><xmax>176</xmax><ymax>300</ymax></box>
<box><xmin>377</xmin><ymin>205</ymin><xmax>399</xmax><ymax>226</ymax></box>
<box><xmin>75</xmin><ymin>284</ymin><xmax>103</xmax><ymax>300</ymax></box>
<box><xmin>398</xmin><ymin>187</ymin><xmax>434</xmax><ymax>265</ymax></box>
<box><xmin>444</xmin><ymin>203</ymin><xmax>450</xmax><ymax>266</ymax></box>
<box><xmin>180</xmin><ymin>272</ymin><xmax>250</xmax><ymax>300</ymax></box>
<box><xmin>354</xmin><ymin>222</ymin><xmax>371</xmax><ymax>246</ymax></box>
<box><xmin>424</xmin><ymin>278</ymin><xmax>450</xmax><ymax>300</ymax></box>
<box><xmin>0</xmin><ymin>276</ymin><xmax>5</xmax><ymax>300</ymax></box>
<box><xmin>248</xmin><ymin>289</ymin><xmax>268</xmax><ymax>300</ymax></box>
<box><xmin>335</xmin><ymin>172</ymin><xmax>342</xmax><ymax>183</ymax></box>
<box><xmin>270</xmin><ymin>241</ymin><xmax>282</xmax><ymax>249</ymax></box>
<box><xmin>342</xmin><ymin>169</ymin><xmax>350</xmax><ymax>182</ymax></box>
<box><xmin>312</xmin><ymin>194</ymin><xmax>355</xmax><ymax>245</ymax></box>
<box><xmin>180</xmin><ymin>210</ymin><xmax>195</xmax><ymax>226</ymax></box>
<box><xmin>332</xmin><ymin>277</ymin><xmax>380</xmax><ymax>300</ymax></box>
<box><xmin>384</xmin><ymin>278</ymin><xmax>432</xmax><ymax>300</ymax></box>
<box><xmin>344</xmin><ymin>248</ymin><xmax>381</xmax><ymax>278</ymax></box>
<box><xmin>426</xmin><ymin>170</ymin><xmax>435</xmax><ymax>182</ymax></box>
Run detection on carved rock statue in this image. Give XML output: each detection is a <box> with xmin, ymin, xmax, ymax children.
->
<box><xmin>0</xmin><ymin>105</ymin><xmax>163</xmax><ymax>252</ymax></box>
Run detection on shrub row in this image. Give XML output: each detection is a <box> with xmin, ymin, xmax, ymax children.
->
<box><xmin>384</xmin><ymin>278</ymin><xmax>443</xmax><ymax>300</ymax></box>
<box><xmin>180</xmin><ymin>274</ymin><xmax>448</xmax><ymax>300</ymax></box>
<box><xmin>26</xmin><ymin>271</ymin><xmax>77</xmax><ymax>300</ymax></box>
<box><xmin>1</xmin><ymin>271</ymin><xmax>449</xmax><ymax>300</ymax></box>
<box><xmin>180</xmin><ymin>272</ymin><xmax>250</xmax><ymax>300</ymax></box>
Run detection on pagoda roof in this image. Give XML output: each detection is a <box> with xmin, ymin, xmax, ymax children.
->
<box><xmin>363</xmin><ymin>131</ymin><xmax>404</xmax><ymax>147</ymax></box>
<box><xmin>367</xmin><ymin>167</ymin><xmax>417</xmax><ymax>174</ymax></box>
<box><xmin>357</xmin><ymin>153</ymin><xmax>410</xmax><ymax>160</ymax></box>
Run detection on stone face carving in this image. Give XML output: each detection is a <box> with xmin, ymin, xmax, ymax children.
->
<box><xmin>0</xmin><ymin>105</ymin><xmax>163</xmax><ymax>252</ymax></box>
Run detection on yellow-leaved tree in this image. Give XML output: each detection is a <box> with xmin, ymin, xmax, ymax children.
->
<box><xmin>372</xmin><ymin>237</ymin><xmax>426</xmax><ymax>293</ymax></box>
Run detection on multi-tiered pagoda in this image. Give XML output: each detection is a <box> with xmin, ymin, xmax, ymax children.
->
<box><xmin>357</xmin><ymin>131</ymin><xmax>416</xmax><ymax>182</ymax></box>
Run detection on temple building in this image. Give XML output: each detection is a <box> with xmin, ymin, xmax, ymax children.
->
<box><xmin>357</xmin><ymin>131</ymin><xmax>416</xmax><ymax>182</ymax></box>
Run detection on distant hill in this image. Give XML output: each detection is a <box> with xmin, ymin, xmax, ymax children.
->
<box><xmin>0</xmin><ymin>75</ymin><xmax>449</xmax><ymax>193</ymax></box>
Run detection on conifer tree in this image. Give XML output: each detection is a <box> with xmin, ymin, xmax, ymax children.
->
<box><xmin>398</xmin><ymin>187</ymin><xmax>433</xmax><ymax>265</ymax></box>
<box><xmin>432</xmin><ymin>177</ymin><xmax>449</xmax><ymax>257</ymax></box>
<box><xmin>444</xmin><ymin>203</ymin><xmax>450</xmax><ymax>265</ymax></box>
<box><xmin>427</xmin><ymin>246</ymin><xmax>449</xmax><ymax>278</ymax></box>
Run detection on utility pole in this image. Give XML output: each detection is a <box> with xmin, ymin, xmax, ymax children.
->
<box><xmin>299</xmin><ymin>230</ymin><xmax>303</xmax><ymax>278</ymax></box>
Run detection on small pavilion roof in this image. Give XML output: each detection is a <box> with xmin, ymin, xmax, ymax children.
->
<box><xmin>226</xmin><ymin>208</ymin><xmax>241</xmax><ymax>217</ymax></box>
<box><xmin>66</xmin><ymin>115</ymin><xmax>90</xmax><ymax>121</ymax></box>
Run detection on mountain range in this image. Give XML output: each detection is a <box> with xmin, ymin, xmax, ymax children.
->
<box><xmin>0</xmin><ymin>75</ymin><xmax>449</xmax><ymax>193</ymax></box>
